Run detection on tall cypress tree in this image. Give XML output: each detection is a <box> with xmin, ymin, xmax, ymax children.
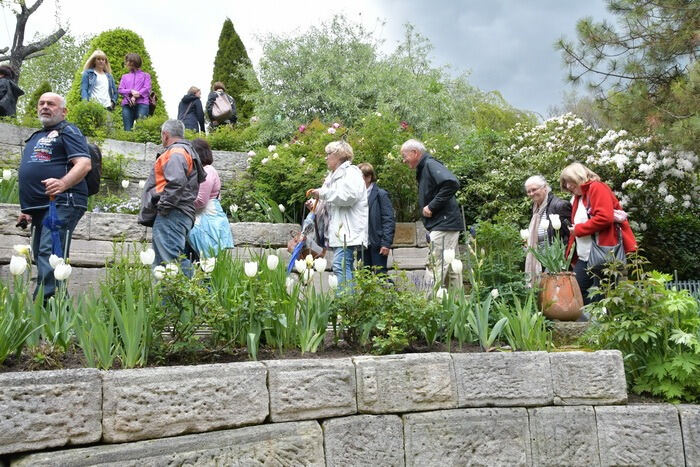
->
<box><xmin>211</xmin><ymin>18</ymin><xmax>259</xmax><ymax>122</ymax></box>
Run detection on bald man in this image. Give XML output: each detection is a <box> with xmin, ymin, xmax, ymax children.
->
<box><xmin>17</xmin><ymin>93</ymin><xmax>91</xmax><ymax>299</ymax></box>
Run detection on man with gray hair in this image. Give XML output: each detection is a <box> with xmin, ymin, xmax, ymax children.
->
<box><xmin>401</xmin><ymin>139</ymin><xmax>464</xmax><ymax>290</ymax></box>
<box><xmin>17</xmin><ymin>92</ymin><xmax>91</xmax><ymax>299</ymax></box>
<box><xmin>139</xmin><ymin>119</ymin><xmax>206</xmax><ymax>275</ymax></box>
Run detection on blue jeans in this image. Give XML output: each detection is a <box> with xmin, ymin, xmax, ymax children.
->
<box><xmin>121</xmin><ymin>103</ymin><xmax>149</xmax><ymax>131</ymax></box>
<box><xmin>30</xmin><ymin>204</ymin><xmax>86</xmax><ymax>300</ymax></box>
<box><xmin>332</xmin><ymin>246</ymin><xmax>356</xmax><ymax>290</ymax></box>
<box><xmin>152</xmin><ymin>209</ymin><xmax>194</xmax><ymax>277</ymax></box>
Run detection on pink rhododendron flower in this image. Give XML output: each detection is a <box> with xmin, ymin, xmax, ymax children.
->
<box><xmin>332</xmin><ymin>122</ymin><xmax>340</xmax><ymax>128</ymax></box>
<box><xmin>400</xmin><ymin>121</ymin><xmax>409</xmax><ymax>130</ymax></box>
<box><xmin>298</xmin><ymin>124</ymin><xmax>306</xmax><ymax>133</ymax></box>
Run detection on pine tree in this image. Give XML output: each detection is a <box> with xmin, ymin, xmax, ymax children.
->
<box><xmin>211</xmin><ymin>18</ymin><xmax>259</xmax><ymax>122</ymax></box>
<box><xmin>66</xmin><ymin>28</ymin><xmax>166</xmax><ymax>118</ymax></box>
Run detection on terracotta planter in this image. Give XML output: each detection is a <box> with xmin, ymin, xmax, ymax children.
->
<box><xmin>538</xmin><ymin>272</ymin><xmax>583</xmax><ymax>321</ymax></box>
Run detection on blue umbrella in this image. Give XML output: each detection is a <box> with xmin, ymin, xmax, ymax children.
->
<box><xmin>286</xmin><ymin>239</ymin><xmax>305</xmax><ymax>274</ymax></box>
<box><xmin>42</xmin><ymin>195</ymin><xmax>64</xmax><ymax>257</ymax></box>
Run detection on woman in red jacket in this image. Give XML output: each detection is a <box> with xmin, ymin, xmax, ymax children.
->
<box><xmin>560</xmin><ymin>163</ymin><xmax>637</xmax><ymax>306</ymax></box>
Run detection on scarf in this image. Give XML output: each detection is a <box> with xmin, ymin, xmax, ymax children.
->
<box><xmin>525</xmin><ymin>198</ymin><xmax>547</xmax><ymax>286</ymax></box>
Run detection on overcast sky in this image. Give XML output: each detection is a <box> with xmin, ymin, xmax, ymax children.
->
<box><xmin>1</xmin><ymin>0</ymin><xmax>611</xmax><ymax>119</ymax></box>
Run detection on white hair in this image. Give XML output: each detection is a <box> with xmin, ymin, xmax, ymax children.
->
<box><xmin>401</xmin><ymin>139</ymin><xmax>426</xmax><ymax>153</ymax></box>
<box><xmin>524</xmin><ymin>175</ymin><xmax>548</xmax><ymax>189</ymax></box>
<box><xmin>162</xmin><ymin>119</ymin><xmax>185</xmax><ymax>138</ymax></box>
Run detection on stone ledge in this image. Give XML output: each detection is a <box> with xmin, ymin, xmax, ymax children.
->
<box><xmin>101</xmin><ymin>362</ymin><xmax>268</xmax><ymax>443</ymax></box>
<box><xmin>0</xmin><ymin>368</ymin><xmax>102</xmax><ymax>456</ymax></box>
<box><xmin>529</xmin><ymin>406</ymin><xmax>599</xmax><ymax>466</ymax></box>
<box><xmin>13</xmin><ymin>421</ymin><xmax>324</xmax><ymax>466</ymax></box>
<box><xmin>679</xmin><ymin>405</ymin><xmax>700</xmax><ymax>467</ymax></box>
<box><xmin>323</xmin><ymin>415</ymin><xmax>404</xmax><ymax>467</ymax></box>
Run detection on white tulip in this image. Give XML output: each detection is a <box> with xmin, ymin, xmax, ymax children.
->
<box><xmin>9</xmin><ymin>255</ymin><xmax>27</xmax><ymax>275</ymax></box>
<box><xmin>49</xmin><ymin>254</ymin><xmax>64</xmax><ymax>270</ymax></box>
<box><xmin>305</xmin><ymin>254</ymin><xmax>314</xmax><ymax>267</ymax></box>
<box><xmin>121</xmin><ymin>180</ymin><xmax>129</xmax><ymax>189</ymax></box>
<box><xmin>491</xmin><ymin>288</ymin><xmax>499</xmax><ymax>299</ymax></box>
<box><xmin>200</xmin><ymin>257</ymin><xmax>216</xmax><ymax>273</ymax></box>
<box><xmin>540</xmin><ymin>218</ymin><xmax>550</xmax><ymax>231</ymax></box>
<box><xmin>278</xmin><ymin>204</ymin><xmax>285</xmax><ymax>213</ymax></box>
<box><xmin>139</xmin><ymin>248</ymin><xmax>155</xmax><ymax>266</ymax></box>
<box><xmin>153</xmin><ymin>265</ymin><xmax>166</xmax><ymax>280</ymax></box>
<box><xmin>328</xmin><ymin>274</ymin><xmax>339</xmax><ymax>289</ymax></box>
<box><xmin>230</xmin><ymin>204</ymin><xmax>239</xmax><ymax>214</ymax></box>
<box><xmin>138</xmin><ymin>180</ymin><xmax>146</xmax><ymax>189</ymax></box>
<box><xmin>266</xmin><ymin>254</ymin><xmax>279</xmax><ymax>270</ymax></box>
<box><xmin>549</xmin><ymin>214</ymin><xmax>562</xmax><ymax>231</ymax></box>
<box><xmin>267</xmin><ymin>145</ymin><xmax>276</xmax><ymax>152</ymax></box>
<box><xmin>450</xmin><ymin>258</ymin><xmax>463</xmax><ymax>274</ymax></box>
<box><xmin>442</xmin><ymin>249</ymin><xmax>456</xmax><ymax>264</ymax></box>
<box><xmin>166</xmin><ymin>263</ymin><xmax>179</xmax><ymax>277</ymax></box>
<box><xmin>53</xmin><ymin>262</ymin><xmax>72</xmax><ymax>281</ymax></box>
<box><xmin>520</xmin><ymin>229</ymin><xmax>530</xmax><ymax>241</ymax></box>
<box><xmin>244</xmin><ymin>261</ymin><xmax>258</xmax><ymax>277</ymax></box>
<box><xmin>285</xmin><ymin>276</ymin><xmax>295</xmax><ymax>295</ymax></box>
<box><xmin>13</xmin><ymin>244</ymin><xmax>30</xmax><ymax>255</ymax></box>
<box><xmin>294</xmin><ymin>259</ymin><xmax>307</xmax><ymax>273</ymax></box>
<box><xmin>302</xmin><ymin>268</ymin><xmax>314</xmax><ymax>283</ymax></box>
<box><xmin>2</xmin><ymin>169</ymin><xmax>11</xmax><ymax>180</ymax></box>
<box><xmin>247</xmin><ymin>150</ymin><xmax>256</xmax><ymax>157</ymax></box>
<box><xmin>313</xmin><ymin>257</ymin><xmax>327</xmax><ymax>272</ymax></box>
<box><xmin>436</xmin><ymin>287</ymin><xmax>448</xmax><ymax>300</ymax></box>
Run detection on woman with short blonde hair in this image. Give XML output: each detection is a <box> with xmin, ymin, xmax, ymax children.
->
<box><xmin>79</xmin><ymin>49</ymin><xmax>118</xmax><ymax>109</ymax></box>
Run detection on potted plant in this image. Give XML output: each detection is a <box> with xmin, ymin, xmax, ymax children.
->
<box><xmin>528</xmin><ymin>214</ymin><xmax>583</xmax><ymax>321</ymax></box>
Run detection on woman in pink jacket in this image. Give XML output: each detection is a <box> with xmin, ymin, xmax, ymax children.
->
<box><xmin>117</xmin><ymin>53</ymin><xmax>151</xmax><ymax>131</ymax></box>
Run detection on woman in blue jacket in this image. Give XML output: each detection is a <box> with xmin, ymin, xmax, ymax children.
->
<box><xmin>79</xmin><ymin>50</ymin><xmax>118</xmax><ymax>110</ymax></box>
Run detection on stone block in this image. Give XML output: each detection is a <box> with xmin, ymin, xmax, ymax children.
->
<box><xmin>550</xmin><ymin>350</ymin><xmax>627</xmax><ymax>405</ymax></box>
<box><xmin>403</xmin><ymin>408</ymin><xmax>531</xmax><ymax>466</ymax></box>
<box><xmin>122</xmin><ymin>158</ymin><xmax>153</xmax><ymax>179</ymax></box>
<box><xmin>390</xmin><ymin>268</ymin><xmax>433</xmax><ymax>291</ymax></box>
<box><xmin>88</xmin><ymin>212</ymin><xmax>147</xmax><ymax>241</ymax></box>
<box><xmin>0</xmin><ymin>122</ymin><xmax>35</xmax><ymax>145</ymax></box>
<box><xmin>392</xmin><ymin>222</ymin><xmax>416</xmax><ymax>246</ymax></box>
<box><xmin>0</xmin><ymin>234</ymin><xmax>32</xmax><ymax>263</ymax></box>
<box><xmin>212</xmin><ymin>150</ymin><xmax>249</xmax><ymax>173</ymax></box>
<box><xmin>13</xmin><ymin>421</ymin><xmax>324</xmax><ymax>466</ymax></box>
<box><xmin>323</xmin><ymin>415</ymin><xmax>404</xmax><ymax>467</ymax></box>
<box><xmin>596</xmin><ymin>404</ymin><xmax>684</xmax><ymax>466</ymax></box>
<box><xmin>0</xmin><ymin>264</ymin><xmax>104</xmax><ymax>296</ymax></box>
<box><xmin>0</xmin><ymin>368</ymin><xmax>102</xmax><ymax>455</ymax></box>
<box><xmin>266</xmin><ymin>358</ymin><xmax>356</xmax><ymax>422</ymax></box>
<box><xmin>529</xmin><ymin>406</ymin><xmax>600</xmax><ymax>466</ymax></box>
<box><xmin>388</xmin><ymin>247</ymin><xmax>428</xmax><ymax>270</ymax></box>
<box><xmin>452</xmin><ymin>351</ymin><xmax>553</xmax><ymax>407</ymax></box>
<box><xmin>354</xmin><ymin>353</ymin><xmax>457</xmax><ymax>413</ymax></box>
<box><xmin>416</xmin><ymin>221</ymin><xmax>428</xmax><ymax>246</ymax></box>
<box><xmin>679</xmin><ymin>405</ymin><xmax>700</xmax><ymax>467</ymax></box>
<box><xmin>232</xmin><ymin>222</ymin><xmax>299</xmax><ymax>247</ymax></box>
<box><xmin>0</xmin><ymin>142</ymin><xmax>21</xmax><ymax>160</ymax></box>
<box><xmin>63</xmin><ymin>238</ymin><xmax>132</xmax><ymax>267</ymax></box>
<box><xmin>101</xmin><ymin>362</ymin><xmax>268</xmax><ymax>442</ymax></box>
<box><xmin>101</xmin><ymin>138</ymin><xmax>146</xmax><ymax>160</ymax></box>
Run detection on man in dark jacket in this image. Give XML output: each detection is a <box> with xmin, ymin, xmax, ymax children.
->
<box><xmin>0</xmin><ymin>65</ymin><xmax>24</xmax><ymax>117</ymax></box>
<box><xmin>358</xmin><ymin>163</ymin><xmax>395</xmax><ymax>274</ymax></box>
<box><xmin>138</xmin><ymin>119</ymin><xmax>206</xmax><ymax>276</ymax></box>
<box><xmin>401</xmin><ymin>139</ymin><xmax>465</xmax><ymax>290</ymax></box>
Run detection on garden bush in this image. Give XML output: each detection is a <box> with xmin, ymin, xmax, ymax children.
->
<box><xmin>67</xmin><ymin>100</ymin><xmax>109</xmax><ymax>137</ymax></box>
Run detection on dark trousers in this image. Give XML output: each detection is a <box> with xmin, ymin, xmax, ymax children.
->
<box><xmin>574</xmin><ymin>259</ymin><xmax>601</xmax><ymax>306</ymax></box>
<box><xmin>361</xmin><ymin>245</ymin><xmax>388</xmax><ymax>274</ymax></box>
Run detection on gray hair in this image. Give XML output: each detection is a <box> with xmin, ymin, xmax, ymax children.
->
<box><xmin>524</xmin><ymin>175</ymin><xmax>548</xmax><ymax>190</ymax></box>
<box><xmin>325</xmin><ymin>140</ymin><xmax>354</xmax><ymax>162</ymax></box>
<box><xmin>161</xmin><ymin>119</ymin><xmax>185</xmax><ymax>138</ymax></box>
<box><xmin>401</xmin><ymin>139</ymin><xmax>426</xmax><ymax>153</ymax></box>
<box><xmin>41</xmin><ymin>92</ymin><xmax>66</xmax><ymax>109</ymax></box>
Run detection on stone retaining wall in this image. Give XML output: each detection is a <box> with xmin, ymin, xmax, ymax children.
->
<box><xmin>1</xmin><ymin>350</ymin><xmax>697</xmax><ymax>465</ymax></box>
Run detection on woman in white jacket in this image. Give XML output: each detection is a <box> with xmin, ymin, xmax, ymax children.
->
<box><xmin>309</xmin><ymin>141</ymin><xmax>368</xmax><ymax>288</ymax></box>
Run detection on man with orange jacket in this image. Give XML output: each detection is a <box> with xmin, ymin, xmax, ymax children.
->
<box><xmin>138</xmin><ymin>119</ymin><xmax>206</xmax><ymax>275</ymax></box>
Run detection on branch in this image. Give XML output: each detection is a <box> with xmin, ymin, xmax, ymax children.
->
<box><xmin>26</xmin><ymin>0</ymin><xmax>44</xmax><ymax>16</ymax></box>
<box><xmin>18</xmin><ymin>27</ymin><xmax>64</xmax><ymax>59</ymax></box>
<box><xmin>0</xmin><ymin>54</ymin><xmax>9</xmax><ymax>61</ymax></box>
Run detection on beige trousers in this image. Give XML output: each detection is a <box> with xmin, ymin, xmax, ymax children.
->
<box><xmin>429</xmin><ymin>230</ymin><xmax>463</xmax><ymax>290</ymax></box>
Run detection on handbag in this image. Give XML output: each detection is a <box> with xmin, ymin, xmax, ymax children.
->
<box><xmin>148</xmin><ymin>91</ymin><xmax>158</xmax><ymax>116</ymax></box>
<box><xmin>587</xmin><ymin>224</ymin><xmax>626</xmax><ymax>268</ymax></box>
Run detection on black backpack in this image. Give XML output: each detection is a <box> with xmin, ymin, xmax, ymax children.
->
<box><xmin>85</xmin><ymin>143</ymin><xmax>102</xmax><ymax>196</ymax></box>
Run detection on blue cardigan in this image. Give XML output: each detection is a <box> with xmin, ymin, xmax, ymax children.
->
<box><xmin>80</xmin><ymin>69</ymin><xmax>118</xmax><ymax>106</ymax></box>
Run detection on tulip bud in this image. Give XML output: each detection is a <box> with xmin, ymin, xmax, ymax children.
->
<box><xmin>2</xmin><ymin>169</ymin><xmax>11</xmax><ymax>180</ymax></box>
<box><xmin>328</xmin><ymin>274</ymin><xmax>339</xmax><ymax>289</ymax></box>
<box><xmin>520</xmin><ymin>229</ymin><xmax>530</xmax><ymax>241</ymax></box>
<box><xmin>121</xmin><ymin>180</ymin><xmax>129</xmax><ymax>189</ymax></box>
<box><xmin>267</xmin><ymin>254</ymin><xmax>279</xmax><ymax>270</ymax></box>
<box><xmin>285</xmin><ymin>276</ymin><xmax>295</xmax><ymax>295</ymax></box>
<box><xmin>153</xmin><ymin>265</ymin><xmax>166</xmax><ymax>280</ymax></box>
<box><xmin>139</xmin><ymin>248</ymin><xmax>155</xmax><ymax>266</ymax></box>
<box><xmin>200</xmin><ymin>257</ymin><xmax>216</xmax><ymax>273</ymax></box>
<box><xmin>549</xmin><ymin>214</ymin><xmax>561</xmax><ymax>231</ymax></box>
<box><xmin>54</xmin><ymin>262</ymin><xmax>72</xmax><ymax>281</ymax></box>
<box><xmin>313</xmin><ymin>257</ymin><xmax>327</xmax><ymax>272</ymax></box>
<box><xmin>244</xmin><ymin>261</ymin><xmax>258</xmax><ymax>277</ymax></box>
<box><xmin>442</xmin><ymin>249</ymin><xmax>456</xmax><ymax>264</ymax></box>
<box><xmin>294</xmin><ymin>259</ymin><xmax>307</xmax><ymax>273</ymax></box>
<box><xmin>278</xmin><ymin>204</ymin><xmax>285</xmax><ymax>213</ymax></box>
<box><xmin>13</xmin><ymin>244</ymin><xmax>30</xmax><ymax>255</ymax></box>
<box><xmin>138</xmin><ymin>180</ymin><xmax>146</xmax><ymax>189</ymax></box>
<box><xmin>49</xmin><ymin>254</ymin><xmax>64</xmax><ymax>270</ymax></box>
<box><xmin>9</xmin><ymin>255</ymin><xmax>27</xmax><ymax>275</ymax></box>
<box><xmin>166</xmin><ymin>263</ymin><xmax>179</xmax><ymax>277</ymax></box>
<box><xmin>491</xmin><ymin>288</ymin><xmax>499</xmax><ymax>299</ymax></box>
<box><xmin>436</xmin><ymin>287</ymin><xmax>448</xmax><ymax>300</ymax></box>
<box><xmin>450</xmin><ymin>258</ymin><xmax>463</xmax><ymax>274</ymax></box>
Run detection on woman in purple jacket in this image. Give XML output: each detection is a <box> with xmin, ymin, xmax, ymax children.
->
<box><xmin>118</xmin><ymin>53</ymin><xmax>151</xmax><ymax>131</ymax></box>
